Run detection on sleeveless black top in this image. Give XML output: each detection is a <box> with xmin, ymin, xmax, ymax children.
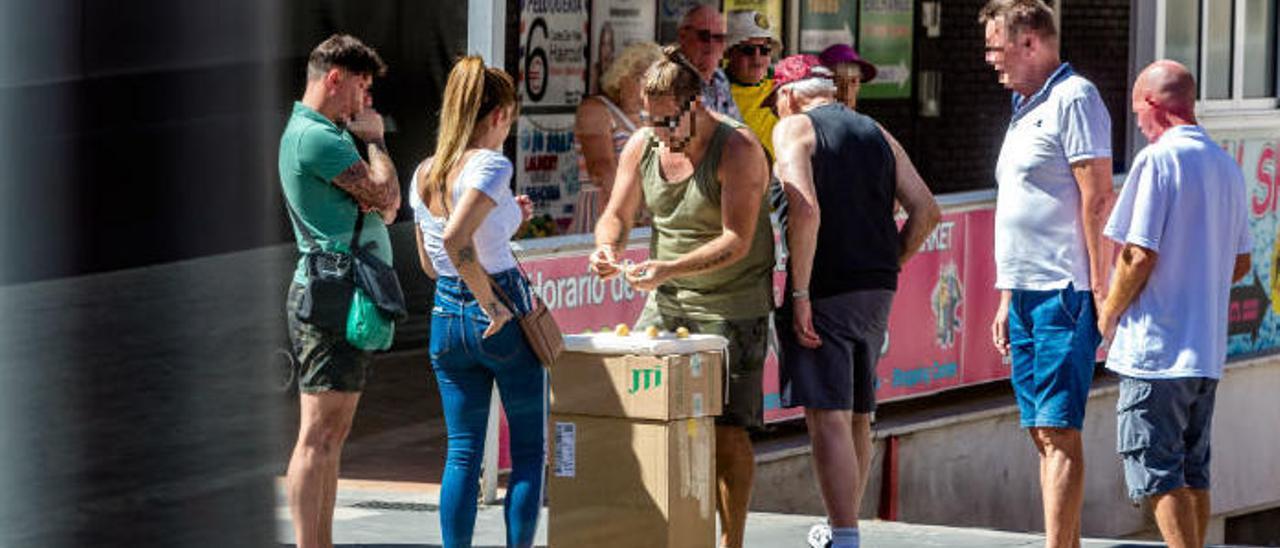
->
<box><xmin>804</xmin><ymin>103</ymin><xmax>900</xmax><ymax>297</ymax></box>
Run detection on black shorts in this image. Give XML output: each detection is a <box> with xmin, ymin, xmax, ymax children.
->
<box><xmin>287</xmin><ymin>282</ymin><xmax>372</xmax><ymax>393</ymax></box>
<box><xmin>778</xmin><ymin>290</ymin><xmax>894</xmax><ymax>414</ymax></box>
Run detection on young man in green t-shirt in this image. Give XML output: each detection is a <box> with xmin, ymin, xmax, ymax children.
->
<box><xmin>277</xmin><ymin>34</ymin><xmax>399</xmax><ymax>548</ymax></box>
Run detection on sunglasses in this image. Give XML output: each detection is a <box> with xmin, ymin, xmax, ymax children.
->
<box><xmin>735</xmin><ymin>44</ymin><xmax>772</xmax><ymax>57</ymax></box>
<box><xmin>691</xmin><ymin>29</ymin><xmax>727</xmax><ymax>44</ymax></box>
<box><xmin>639</xmin><ymin>103</ymin><xmax>692</xmax><ymax>130</ymax></box>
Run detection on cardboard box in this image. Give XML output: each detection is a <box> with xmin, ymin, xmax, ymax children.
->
<box><xmin>548</xmin><ymin>414</ymin><xmax>715</xmax><ymax>548</ymax></box>
<box><xmin>550</xmin><ymin>351</ymin><xmax>723</xmax><ymax>421</ymax></box>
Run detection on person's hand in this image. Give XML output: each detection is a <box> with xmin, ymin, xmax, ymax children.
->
<box><xmin>791</xmin><ymin>298</ymin><xmax>822</xmax><ymax>348</ymax></box>
<box><xmin>347</xmin><ymin>107</ymin><xmax>385</xmax><ymax>143</ymax></box>
<box><xmin>624</xmin><ymin>260</ymin><xmax>673</xmax><ymax>291</ymax></box>
<box><xmin>992</xmin><ymin>300</ymin><xmax>1011</xmax><ymax>357</ymax></box>
<box><xmin>481</xmin><ymin>300</ymin><xmax>513</xmax><ymax>338</ymax></box>
<box><xmin>1097</xmin><ymin>307</ymin><xmax>1118</xmax><ymax>348</ymax></box>
<box><xmin>1091</xmin><ymin>285</ymin><xmax>1108</xmax><ymax>319</ymax></box>
<box><xmin>516</xmin><ymin>194</ymin><xmax>534</xmax><ymax>223</ymax></box>
<box><xmin>589</xmin><ymin>245</ymin><xmax>622</xmax><ymax>279</ymax></box>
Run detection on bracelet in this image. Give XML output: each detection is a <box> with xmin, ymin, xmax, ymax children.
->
<box><xmin>791</xmin><ymin>289</ymin><xmax>810</xmax><ymax>300</ymax></box>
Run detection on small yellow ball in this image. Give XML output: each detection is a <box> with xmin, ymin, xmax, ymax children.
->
<box><xmin>644</xmin><ymin>325</ymin><xmax>660</xmax><ymax>339</ymax></box>
<box><xmin>614</xmin><ymin>323</ymin><xmax>631</xmax><ymax>336</ymax></box>
<box><xmin>675</xmin><ymin>326</ymin><xmax>690</xmax><ymax>339</ymax></box>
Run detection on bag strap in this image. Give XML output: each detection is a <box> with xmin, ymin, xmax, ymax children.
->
<box><xmin>282</xmin><ymin>192</ymin><xmax>365</xmax><ymax>255</ymax></box>
<box><xmin>487</xmin><ymin>275</ymin><xmax>523</xmax><ymax>314</ymax></box>
<box><xmin>487</xmin><ymin>249</ymin><xmax>538</xmax><ymax>314</ymax></box>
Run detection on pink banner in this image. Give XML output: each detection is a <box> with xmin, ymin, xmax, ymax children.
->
<box><xmin>500</xmin><ymin>207</ymin><xmax>1006</xmax><ymax>465</ymax></box>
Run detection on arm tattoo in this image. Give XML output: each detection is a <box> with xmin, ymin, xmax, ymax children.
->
<box><xmin>332</xmin><ymin>158</ymin><xmax>398</xmax><ymax>211</ymax></box>
<box><xmin>456</xmin><ymin>245</ymin><xmax>477</xmax><ymax>265</ymax></box>
<box><xmin>687</xmin><ymin>249</ymin><xmax>734</xmax><ymax>272</ymax></box>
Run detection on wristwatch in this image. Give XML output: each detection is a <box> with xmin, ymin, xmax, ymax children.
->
<box><xmin>791</xmin><ymin>289</ymin><xmax>810</xmax><ymax>300</ymax></box>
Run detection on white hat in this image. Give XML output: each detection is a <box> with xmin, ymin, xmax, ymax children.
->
<box><xmin>726</xmin><ymin>10</ymin><xmax>778</xmax><ymax>49</ymax></box>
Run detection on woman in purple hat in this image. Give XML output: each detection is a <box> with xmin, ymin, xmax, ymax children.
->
<box><xmin>818</xmin><ymin>44</ymin><xmax>877</xmax><ymax>110</ymax></box>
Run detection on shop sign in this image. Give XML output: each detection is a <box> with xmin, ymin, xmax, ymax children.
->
<box><xmin>1227</xmin><ymin>136</ymin><xmax>1280</xmax><ymax>356</ymax></box>
<box><xmin>515</xmin><ymin>113</ymin><xmax>581</xmax><ymax>231</ymax></box>
<box><xmin>858</xmin><ymin>0</ymin><xmax>913</xmax><ymax>99</ymax></box>
<box><xmin>799</xmin><ymin>0</ymin><xmax>857</xmax><ymax>54</ymax></box>
<box><xmin>519</xmin><ymin>0</ymin><xmax>590</xmax><ymax>108</ymax></box>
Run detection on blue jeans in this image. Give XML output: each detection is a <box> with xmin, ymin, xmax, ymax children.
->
<box><xmin>1008</xmin><ymin>284</ymin><xmax>1100</xmax><ymax>429</ymax></box>
<box><xmin>431</xmin><ymin>269</ymin><xmax>546</xmax><ymax>548</ymax></box>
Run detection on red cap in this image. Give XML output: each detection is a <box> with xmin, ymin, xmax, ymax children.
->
<box><xmin>763</xmin><ymin>54</ymin><xmax>833</xmax><ymax>107</ymax></box>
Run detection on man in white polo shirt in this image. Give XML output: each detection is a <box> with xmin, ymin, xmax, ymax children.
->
<box><xmin>980</xmin><ymin>2</ymin><xmax>1114</xmax><ymax>546</ymax></box>
<box><xmin>1098</xmin><ymin>60</ymin><xmax>1252</xmax><ymax>548</ymax></box>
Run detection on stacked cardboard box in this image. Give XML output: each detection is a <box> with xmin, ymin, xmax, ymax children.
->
<box><xmin>548</xmin><ymin>335</ymin><xmax>726</xmax><ymax>548</ymax></box>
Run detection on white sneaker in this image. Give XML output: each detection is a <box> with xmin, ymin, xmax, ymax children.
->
<box><xmin>806</xmin><ymin>522</ymin><xmax>832</xmax><ymax>548</ymax></box>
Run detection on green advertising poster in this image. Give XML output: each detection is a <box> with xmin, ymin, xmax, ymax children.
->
<box><xmin>858</xmin><ymin>0</ymin><xmax>913</xmax><ymax>99</ymax></box>
<box><xmin>799</xmin><ymin>0</ymin><xmax>857</xmax><ymax>54</ymax></box>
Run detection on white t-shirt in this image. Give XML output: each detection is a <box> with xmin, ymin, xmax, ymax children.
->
<box><xmin>994</xmin><ymin>64</ymin><xmax>1112</xmax><ymax>291</ymax></box>
<box><xmin>410</xmin><ymin>149</ymin><xmax>522</xmax><ymax>277</ymax></box>
<box><xmin>1103</xmin><ymin>125</ymin><xmax>1252</xmax><ymax>380</ymax></box>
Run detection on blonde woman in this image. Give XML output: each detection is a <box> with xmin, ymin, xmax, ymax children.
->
<box><xmin>571</xmin><ymin>41</ymin><xmax>661</xmax><ymax>233</ymax></box>
<box><xmin>409</xmin><ymin>56</ymin><xmax>541</xmax><ymax>548</ymax></box>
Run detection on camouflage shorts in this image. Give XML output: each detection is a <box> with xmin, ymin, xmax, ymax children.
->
<box><xmin>637</xmin><ymin>302</ymin><xmax>768</xmax><ymax>429</ymax></box>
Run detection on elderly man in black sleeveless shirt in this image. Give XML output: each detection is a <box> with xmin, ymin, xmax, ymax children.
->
<box><xmin>765</xmin><ymin>54</ymin><xmax>940</xmax><ymax>548</ymax></box>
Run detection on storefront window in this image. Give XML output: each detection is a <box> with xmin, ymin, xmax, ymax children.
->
<box><xmin>1162</xmin><ymin>0</ymin><xmax>1278</xmax><ymax>104</ymax></box>
<box><xmin>1204</xmin><ymin>0</ymin><xmax>1234</xmax><ymax>100</ymax></box>
<box><xmin>1243</xmin><ymin>0</ymin><xmax>1277</xmax><ymax>98</ymax></box>
<box><xmin>1165</xmin><ymin>0</ymin><xmax>1200</xmax><ymax>78</ymax></box>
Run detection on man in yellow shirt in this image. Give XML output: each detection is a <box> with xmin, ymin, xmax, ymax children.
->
<box><xmin>725</xmin><ymin>10</ymin><xmax>780</xmax><ymax>160</ymax></box>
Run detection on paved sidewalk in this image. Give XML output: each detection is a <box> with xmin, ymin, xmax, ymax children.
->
<box><xmin>276</xmin><ymin>481</ymin><xmax>1183</xmax><ymax>548</ymax></box>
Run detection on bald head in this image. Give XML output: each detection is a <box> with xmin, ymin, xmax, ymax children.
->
<box><xmin>1132</xmin><ymin>60</ymin><xmax>1198</xmax><ymax>142</ymax></box>
<box><xmin>1136</xmin><ymin>60</ymin><xmax>1197</xmax><ymax>117</ymax></box>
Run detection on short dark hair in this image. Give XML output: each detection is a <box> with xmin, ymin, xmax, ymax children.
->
<box><xmin>978</xmin><ymin>0</ymin><xmax>1057</xmax><ymax>42</ymax></box>
<box><xmin>307</xmin><ymin>34</ymin><xmax>387</xmax><ymax>80</ymax></box>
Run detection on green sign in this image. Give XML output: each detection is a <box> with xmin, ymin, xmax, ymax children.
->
<box><xmin>858</xmin><ymin>0</ymin><xmax>913</xmax><ymax>99</ymax></box>
<box><xmin>799</xmin><ymin>0</ymin><xmax>857</xmax><ymax>54</ymax></box>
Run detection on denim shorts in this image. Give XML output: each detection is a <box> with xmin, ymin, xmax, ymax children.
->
<box><xmin>1008</xmin><ymin>284</ymin><xmax>1100</xmax><ymax>429</ymax></box>
<box><xmin>1116</xmin><ymin>376</ymin><xmax>1218</xmax><ymax>502</ymax></box>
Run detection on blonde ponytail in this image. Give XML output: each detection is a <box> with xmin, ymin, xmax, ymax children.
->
<box><xmin>423</xmin><ymin>56</ymin><xmax>516</xmax><ymax>212</ymax></box>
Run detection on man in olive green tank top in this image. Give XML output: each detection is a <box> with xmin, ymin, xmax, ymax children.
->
<box><xmin>590</xmin><ymin>48</ymin><xmax>774</xmax><ymax>548</ymax></box>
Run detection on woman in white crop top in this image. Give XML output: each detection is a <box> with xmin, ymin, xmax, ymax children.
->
<box><xmin>410</xmin><ymin>57</ymin><xmax>545</xmax><ymax>548</ymax></box>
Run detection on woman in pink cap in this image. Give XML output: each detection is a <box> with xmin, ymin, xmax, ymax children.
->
<box><xmin>818</xmin><ymin>44</ymin><xmax>877</xmax><ymax>110</ymax></box>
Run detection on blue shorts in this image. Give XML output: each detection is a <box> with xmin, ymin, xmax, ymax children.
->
<box><xmin>1008</xmin><ymin>285</ymin><xmax>1100</xmax><ymax>429</ymax></box>
<box><xmin>1116</xmin><ymin>376</ymin><xmax>1218</xmax><ymax>502</ymax></box>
